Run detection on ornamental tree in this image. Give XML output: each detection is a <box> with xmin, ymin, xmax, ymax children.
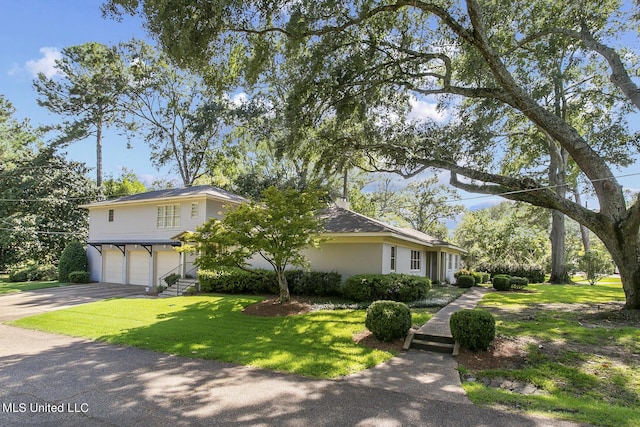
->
<box><xmin>184</xmin><ymin>187</ymin><xmax>325</xmax><ymax>303</ymax></box>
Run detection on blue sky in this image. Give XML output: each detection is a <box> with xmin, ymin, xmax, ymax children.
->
<box><xmin>1</xmin><ymin>1</ymin><xmax>638</xmax><ymax>210</ymax></box>
<box><xmin>0</xmin><ymin>0</ymin><xmax>169</xmax><ymax>184</ymax></box>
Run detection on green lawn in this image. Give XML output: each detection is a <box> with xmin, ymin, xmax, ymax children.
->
<box><xmin>461</xmin><ymin>281</ymin><xmax>640</xmax><ymax>427</ymax></box>
<box><xmin>9</xmin><ymin>294</ymin><xmax>433</xmax><ymax>378</ymax></box>
<box><xmin>0</xmin><ymin>275</ymin><xmax>69</xmax><ymax>294</ymax></box>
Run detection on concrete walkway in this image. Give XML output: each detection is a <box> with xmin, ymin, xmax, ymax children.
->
<box><xmin>416</xmin><ymin>287</ymin><xmax>491</xmax><ymax>338</ymax></box>
<box><xmin>0</xmin><ymin>284</ymin><xmax>585</xmax><ymax>426</ymax></box>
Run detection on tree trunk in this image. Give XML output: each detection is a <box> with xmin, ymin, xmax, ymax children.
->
<box><xmin>547</xmin><ymin>134</ymin><xmax>570</xmax><ymax>284</ymax></box>
<box><xmin>549</xmin><ymin>209</ymin><xmax>569</xmax><ymax>283</ymax></box>
<box><xmin>96</xmin><ymin>120</ymin><xmax>103</xmax><ymax>189</ymax></box>
<box><xmin>276</xmin><ymin>268</ymin><xmax>290</xmax><ymax>303</ymax></box>
<box><xmin>602</xmin><ymin>231</ymin><xmax>640</xmax><ymax>310</ymax></box>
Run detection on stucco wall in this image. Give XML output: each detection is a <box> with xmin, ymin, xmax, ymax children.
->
<box><xmin>248</xmin><ymin>242</ymin><xmax>385</xmax><ymax>279</ymax></box>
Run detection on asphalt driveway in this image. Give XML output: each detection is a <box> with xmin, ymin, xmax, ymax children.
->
<box><xmin>0</xmin><ymin>285</ymin><xmax>584</xmax><ymax>426</ymax></box>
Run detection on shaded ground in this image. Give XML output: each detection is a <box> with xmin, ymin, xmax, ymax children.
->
<box><xmin>455</xmin><ymin>336</ymin><xmax>531</xmax><ymax>371</ymax></box>
<box><xmin>242</xmin><ymin>297</ymin><xmax>312</xmax><ymax>317</ymax></box>
<box><xmin>243</xmin><ymin>297</ymin><xmax>406</xmax><ymax>352</ymax></box>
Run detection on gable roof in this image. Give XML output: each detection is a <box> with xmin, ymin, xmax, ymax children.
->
<box><xmin>320</xmin><ymin>205</ymin><xmax>465</xmax><ymax>252</ymax></box>
<box><xmin>81</xmin><ymin>185</ymin><xmax>249</xmax><ymax>208</ymax></box>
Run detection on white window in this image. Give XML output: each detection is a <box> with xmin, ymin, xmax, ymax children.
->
<box><xmin>157</xmin><ymin>204</ymin><xmax>181</xmax><ymax>228</ymax></box>
<box><xmin>448</xmin><ymin>253</ymin><xmax>453</xmax><ymax>270</ymax></box>
<box><xmin>410</xmin><ymin>250</ymin><xmax>421</xmax><ymax>271</ymax></box>
<box><xmin>108</xmin><ymin>209</ymin><xmax>114</xmax><ymax>222</ymax></box>
<box><xmin>390</xmin><ymin>246</ymin><xmax>396</xmax><ymax>271</ymax></box>
<box><xmin>191</xmin><ymin>202</ymin><xmax>199</xmax><ymax>219</ymax></box>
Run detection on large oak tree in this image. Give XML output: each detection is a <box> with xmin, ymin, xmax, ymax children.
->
<box><xmin>105</xmin><ymin>1</ymin><xmax>640</xmax><ymax>309</ymax></box>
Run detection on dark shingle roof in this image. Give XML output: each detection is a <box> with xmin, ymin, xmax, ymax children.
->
<box><xmin>320</xmin><ymin>205</ymin><xmax>464</xmax><ymax>251</ymax></box>
<box><xmin>83</xmin><ymin>185</ymin><xmax>248</xmax><ymax>207</ymax></box>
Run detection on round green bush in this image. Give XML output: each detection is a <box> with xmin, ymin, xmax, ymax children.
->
<box><xmin>456</xmin><ymin>274</ymin><xmax>475</xmax><ymax>288</ymax></box>
<box><xmin>509</xmin><ymin>276</ymin><xmax>529</xmax><ymax>290</ymax></box>
<box><xmin>492</xmin><ymin>274</ymin><xmax>511</xmax><ymax>291</ymax></box>
<box><xmin>58</xmin><ymin>241</ymin><xmax>88</xmax><ymax>283</ymax></box>
<box><xmin>68</xmin><ymin>271</ymin><xmax>91</xmax><ymax>283</ymax></box>
<box><xmin>365</xmin><ymin>300</ymin><xmax>412</xmax><ymax>342</ymax></box>
<box><xmin>449</xmin><ymin>309</ymin><xmax>496</xmax><ymax>351</ymax></box>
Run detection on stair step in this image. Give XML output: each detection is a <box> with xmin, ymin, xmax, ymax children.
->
<box><xmin>410</xmin><ymin>339</ymin><xmax>455</xmax><ymax>354</ymax></box>
<box><xmin>412</xmin><ymin>333</ymin><xmax>455</xmax><ymax>345</ymax></box>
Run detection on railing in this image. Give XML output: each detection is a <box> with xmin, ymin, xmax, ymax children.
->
<box><xmin>158</xmin><ymin>265</ymin><xmax>198</xmax><ymax>296</ymax></box>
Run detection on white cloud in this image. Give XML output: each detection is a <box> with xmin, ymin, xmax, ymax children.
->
<box><xmin>25</xmin><ymin>47</ymin><xmax>61</xmax><ymax>78</ymax></box>
<box><xmin>408</xmin><ymin>96</ymin><xmax>448</xmax><ymax>122</ymax></box>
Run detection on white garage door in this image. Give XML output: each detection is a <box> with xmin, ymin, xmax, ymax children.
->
<box><xmin>156</xmin><ymin>250</ymin><xmax>180</xmax><ymax>278</ymax></box>
<box><xmin>103</xmin><ymin>250</ymin><xmax>124</xmax><ymax>284</ymax></box>
<box><xmin>128</xmin><ymin>250</ymin><xmax>150</xmax><ymax>285</ymax></box>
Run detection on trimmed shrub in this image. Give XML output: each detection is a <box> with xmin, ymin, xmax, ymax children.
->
<box><xmin>492</xmin><ymin>274</ymin><xmax>512</xmax><ymax>291</ymax></box>
<box><xmin>286</xmin><ymin>270</ymin><xmax>342</xmax><ymax>296</ymax></box>
<box><xmin>342</xmin><ymin>274</ymin><xmax>431</xmax><ymax>302</ymax></box>
<box><xmin>509</xmin><ymin>276</ymin><xmax>529</xmax><ymax>290</ymax></box>
<box><xmin>481</xmin><ymin>272</ymin><xmax>491</xmax><ymax>284</ymax></box>
<box><xmin>9</xmin><ymin>263</ymin><xmax>58</xmax><ymax>282</ymax></box>
<box><xmin>198</xmin><ymin>267</ymin><xmax>278</xmax><ymax>294</ymax></box>
<box><xmin>453</xmin><ymin>269</ymin><xmax>472</xmax><ymax>280</ymax></box>
<box><xmin>471</xmin><ymin>271</ymin><xmax>483</xmax><ymax>284</ymax></box>
<box><xmin>197</xmin><ymin>268</ymin><xmax>342</xmax><ymax>297</ymax></box>
<box><xmin>450</xmin><ymin>309</ymin><xmax>496</xmax><ymax>351</ymax></box>
<box><xmin>476</xmin><ymin>262</ymin><xmax>545</xmax><ymax>284</ymax></box>
<box><xmin>68</xmin><ymin>271</ymin><xmax>91</xmax><ymax>283</ymax></box>
<box><xmin>456</xmin><ymin>274</ymin><xmax>475</xmax><ymax>288</ymax></box>
<box><xmin>365</xmin><ymin>300</ymin><xmax>412</xmax><ymax>342</ymax></box>
<box><xmin>58</xmin><ymin>241</ymin><xmax>88</xmax><ymax>283</ymax></box>
<box><xmin>164</xmin><ymin>273</ymin><xmax>181</xmax><ymax>287</ymax></box>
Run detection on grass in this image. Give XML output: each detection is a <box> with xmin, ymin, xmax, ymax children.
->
<box><xmin>9</xmin><ymin>294</ymin><xmax>434</xmax><ymax>378</ymax></box>
<box><xmin>460</xmin><ymin>281</ymin><xmax>640</xmax><ymax>427</ymax></box>
<box><xmin>0</xmin><ymin>274</ymin><xmax>69</xmax><ymax>294</ymax></box>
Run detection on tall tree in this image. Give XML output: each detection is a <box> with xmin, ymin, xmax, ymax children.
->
<box><xmin>105</xmin><ymin>1</ymin><xmax>640</xmax><ymax>309</ymax></box>
<box><xmin>34</xmin><ymin>42</ymin><xmax>128</xmax><ymax>188</ymax></box>
<box><xmin>0</xmin><ymin>148</ymin><xmax>96</xmax><ymax>269</ymax></box>
<box><xmin>453</xmin><ymin>202</ymin><xmax>551</xmax><ymax>267</ymax></box>
<box><xmin>102</xmin><ymin>168</ymin><xmax>147</xmax><ymax>198</ymax></box>
<box><xmin>117</xmin><ymin>40</ymin><xmax>236</xmax><ymax>186</ymax></box>
<box><xmin>0</xmin><ymin>95</ymin><xmax>39</xmax><ymax>168</ymax></box>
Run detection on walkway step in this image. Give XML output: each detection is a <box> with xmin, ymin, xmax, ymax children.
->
<box><xmin>408</xmin><ymin>287</ymin><xmax>490</xmax><ymax>354</ymax></box>
<box><xmin>410</xmin><ymin>333</ymin><xmax>455</xmax><ymax>353</ymax></box>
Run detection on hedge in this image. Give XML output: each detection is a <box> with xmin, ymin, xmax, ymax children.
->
<box><xmin>58</xmin><ymin>241</ymin><xmax>88</xmax><ymax>283</ymax></box>
<box><xmin>476</xmin><ymin>262</ymin><xmax>545</xmax><ymax>284</ymax></box>
<box><xmin>68</xmin><ymin>271</ymin><xmax>91</xmax><ymax>283</ymax></box>
<box><xmin>197</xmin><ymin>267</ymin><xmax>342</xmax><ymax>296</ymax></box>
<box><xmin>342</xmin><ymin>273</ymin><xmax>431</xmax><ymax>302</ymax></box>
<box><xmin>8</xmin><ymin>263</ymin><xmax>58</xmax><ymax>282</ymax></box>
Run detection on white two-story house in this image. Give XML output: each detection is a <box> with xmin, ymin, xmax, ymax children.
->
<box><xmin>82</xmin><ymin>186</ymin><xmax>248</xmax><ymax>288</ymax></box>
<box><xmin>82</xmin><ymin>185</ymin><xmax>465</xmax><ymax>288</ymax></box>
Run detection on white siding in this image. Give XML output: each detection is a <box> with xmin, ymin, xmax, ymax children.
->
<box><xmin>87</xmin><ymin>197</ymin><xmax>219</xmax><ymax>242</ymax></box>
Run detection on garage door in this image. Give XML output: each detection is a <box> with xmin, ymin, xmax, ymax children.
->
<box><xmin>156</xmin><ymin>250</ymin><xmax>180</xmax><ymax>279</ymax></box>
<box><xmin>128</xmin><ymin>251</ymin><xmax>150</xmax><ymax>286</ymax></box>
<box><xmin>103</xmin><ymin>250</ymin><xmax>124</xmax><ymax>284</ymax></box>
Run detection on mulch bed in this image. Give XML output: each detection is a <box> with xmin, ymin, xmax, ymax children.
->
<box><xmin>242</xmin><ymin>297</ymin><xmax>312</xmax><ymax>317</ymax></box>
